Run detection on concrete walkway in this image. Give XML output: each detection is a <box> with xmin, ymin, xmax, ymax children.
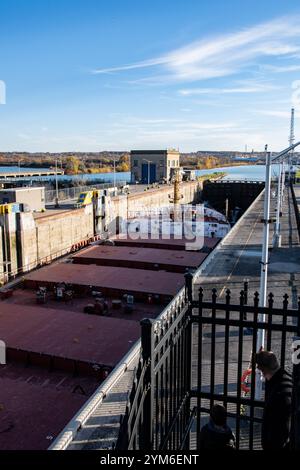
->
<box><xmin>195</xmin><ymin>185</ymin><xmax>300</xmax><ymax>306</ymax></box>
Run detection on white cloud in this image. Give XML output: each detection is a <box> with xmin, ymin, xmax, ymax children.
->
<box><xmin>260</xmin><ymin>64</ymin><xmax>300</xmax><ymax>73</ymax></box>
<box><xmin>18</xmin><ymin>133</ymin><xmax>31</xmax><ymax>140</ymax></box>
<box><xmin>0</xmin><ymin>80</ymin><xmax>6</xmax><ymax>104</ymax></box>
<box><xmin>252</xmin><ymin>109</ymin><xmax>300</xmax><ymax>118</ymax></box>
<box><xmin>92</xmin><ymin>57</ymin><xmax>166</xmax><ymax>75</ymax></box>
<box><xmin>175</xmin><ymin>121</ymin><xmax>237</xmax><ymax>130</ymax></box>
<box><xmin>10</xmin><ymin>116</ymin><xmax>286</xmax><ymax>152</ymax></box>
<box><xmin>109</xmin><ymin>114</ymin><xmax>238</xmax><ymax>132</ymax></box>
<box><xmin>93</xmin><ymin>16</ymin><xmax>300</xmax><ymax>83</ymax></box>
<box><xmin>178</xmin><ymin>83</ymin><xmax>280</xmax><ymax>96</ymax></box>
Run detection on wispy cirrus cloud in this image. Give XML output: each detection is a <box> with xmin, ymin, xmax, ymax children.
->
<box><xmin>254</xmin><ymin>109</ymin><xmax>300</xmax><ymax>118</ymax></box>
<box><xmin>0</xmin><ymin>80</ymin><xmax>6</xmax><ymax>104</ymax></box>
<box><xmin>110</xmin><ymin>115</ymin><xmax>238</xmax><ymax>132</ymax></box>
<box><xmin>92</xmin><ymin>16</ymin><xmax>300</xmax><ymax>84</ymax></box>
<box><xmin>178</xmin><ymin>82</ymin><xmax>281</xmax><ymax>96</ymax></box>
<box><xmin>260</xmin><ymin>64</ymin><xmax>300</xmax><ymax>73</ymax></box>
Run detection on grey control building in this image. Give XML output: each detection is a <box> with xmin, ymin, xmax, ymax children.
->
<box><xmin>130</xmin><ymin>149</ymin><xmax>180</xmax><ymax>184</ymax></box>
<box><xmin>0</xmin><ymin>187</ymin><xmax>45</xmax><ymax>211</ymax></box>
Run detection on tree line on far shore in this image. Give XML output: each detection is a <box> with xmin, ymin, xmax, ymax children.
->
<box><xmin>0</xmin><ymin>152</ymin><xmax>254</xmax><ymax>175</ymax></box>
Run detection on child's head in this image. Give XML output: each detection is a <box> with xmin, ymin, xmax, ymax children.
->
<box><xmin>210</xmin><ymin>404</ymin><xmax>227</xmax><ymax>427</ymax></box>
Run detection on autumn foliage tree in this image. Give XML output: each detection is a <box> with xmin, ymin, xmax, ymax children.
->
<box><xmin>65</xmin><ymin>156</ymin><xmax>85</xmax><ymax>174</ymax></box>
<box><xmin>116</xmin><ymin>154</ymin><xmax>130</xmax><ymax>172</ymax></box>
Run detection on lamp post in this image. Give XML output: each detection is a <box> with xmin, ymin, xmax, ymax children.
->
<box><xmin>55</xmin><ymin>158</ymin><xmax>59</xmax><ymax>208</ymax></box>
<box><xmin>255</xmin><ymin>140</ymin><xmax>300</xmax><ymax>399</ymax></box>
<box><xmin>258</xmin><ymin>145</ymin><xmax>271</xmax><ymax>323</ymax></box>
<box><xmin>113</xmin><ymin>156</ymin><xmax>116</xmax><ymax>195</ymax></box>
<box><xmin>273</xmin><ymin>161</ymin><xmax>282</xmax><ymax>248</ymax></box>
<box><xmin>280</xmin><ymin>161</ymin><xmax>285</xmax><ymax>214</ymax></box>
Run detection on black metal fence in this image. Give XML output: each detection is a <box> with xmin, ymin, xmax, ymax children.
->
<box><xmin>116</xmin><ymin>274</ymin><xmax>300</xmax><ymax>450</ymax></box>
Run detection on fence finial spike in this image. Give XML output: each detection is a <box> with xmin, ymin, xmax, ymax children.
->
<box><xmin>268</xmin><ymin>292</ymin><xmax>274</xmax><ymax>308</ymax></box>
<box><xmin>283</xmin><ymin>293</ymin><xmax>289</xmax><ymax>308</ymax></box>
<box><xmin>253</xmin><ymin>291</ymin><xmax>259</xmax><ymax>307</ymax></box>
<box><xmin>240</xmin><ymin>290</ymin><xmax>245</xmax><ymax>306</ymax></box>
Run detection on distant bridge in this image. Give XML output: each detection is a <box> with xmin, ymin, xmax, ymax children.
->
<box><xmin>0</xmin><ymin>169</ymin><xmax>64</xmax><ymax>180</ymax></box>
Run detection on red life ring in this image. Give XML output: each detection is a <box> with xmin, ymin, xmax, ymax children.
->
<box><xmin>241</xmin><ymin>368</ymin><xmax>252</xmax><ymax>394</ymax></box>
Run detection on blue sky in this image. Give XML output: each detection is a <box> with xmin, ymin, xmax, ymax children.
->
<box><xmin>1</xmin><ymin>0</ymin><xmax>300</xmax><ymax>152</ymax></box>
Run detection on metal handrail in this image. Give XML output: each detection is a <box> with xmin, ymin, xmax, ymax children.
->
<box><xmin>49</xmin><ymin>341</ymin><xmax>141</xmax><ymax>450</ymax></box>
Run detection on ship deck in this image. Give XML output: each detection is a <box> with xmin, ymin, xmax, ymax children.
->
<box><xmin>0</xmin><ymin>362</ymin><xmax>99</xmax><ymax>450</ymax></box>
<box><xmin>112</xmin><ymin>234</ymin><xmax>220</xmax><ymax>251</ymax></box>
<box><xmin>0</xmin><ymin>235</ymin><xmax>215</xmax><ymax>450</ymax></box>
<box><xmin>0</xmin><ymin>290</ymin><xmax>162</xmax><ymax>369</ymax></box>
<box><xmin>24</xmin><ymin>263</ymin><xmax>184</xmax><ymax>300</ymax></box>
<box><xmin>72</xmin><ymin>244</ymin><xmax>208</xmax><ymax>273</ymax></box>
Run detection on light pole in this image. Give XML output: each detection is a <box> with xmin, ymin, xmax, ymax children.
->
<box><xmin>258</xmin><ymin>145</ymin><xmax>271</xmax><ymax>326</ymax></box>
<box><xmin>55</xmin><ymin>158</ymin><xmax>59</xmax><ymax>208</ymax></box>
<box><xmin>255</xmin><ymin>140</ymin><xmax>300</xmax><ymax>399</ymax></box>
<box><xmin>273</xmin><ymin>161</ymin><xmax>282</xmax><ymax>248</ymax></box>
<box><xmin>113</xmin><ymin>156</ymin><xmax>116</xmax><ymax>194</ymax></box>
<box><xmin>280</xmin><ymin>160</ymin><xmax>285</xmax><ymax>214</ymax></box>
<box><xmin>289</xmin><ymin>108</ymin><xmax>295</xmax><ymax>182</ymax></box>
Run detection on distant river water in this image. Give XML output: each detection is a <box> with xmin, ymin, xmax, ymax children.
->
<box><xmin>195</xmin><ymin>164</ymin><xmax>286</xmax><ymax>181</ymax></box>
<box><xmin>0</xmin><ymin>164</ymin><xmax>291</xmax><ymax>184</ymax></box>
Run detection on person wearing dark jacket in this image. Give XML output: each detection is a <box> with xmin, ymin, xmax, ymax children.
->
<box><xmin>199</xmin><ymin>404</ymin><xmax>236</xmax><ymax>450</ymax></box>
<box><xmin>255</xmin><ymin>350</ymin><xmax>293</xmax><ymax>450</ymax></box>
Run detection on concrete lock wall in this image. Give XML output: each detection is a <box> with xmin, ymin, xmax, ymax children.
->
<box><xmin>16</xmin><ymin>212</ymin><xmax>38</xmax><ymax>273</ymax></box>
<box><xmin>0</xmin><ymin>206</ymin><xmax>94</xmax><ymax>283</ymax></box>
<box><xmin>34</xmin><ymin>205</ymin><xmax>94</xmax><ymax>263</ymax></box>
<box><xmin>110</xmin><ymin>181</ymin><xmax>201</xmax><ymax>225</ymax></box>
<box><xmin>0</xmin><ymin>213</ymin><xmax>18</xmax><ymax>280</ymax></box>
<box><xmin>202</xmin><ymin>181</ymin><xmax>264</xmax><ymax>214</ymax></box>
<box><xmin>0</xmin><ymin>181</ymin><xmax>200</xmax><ymax>284</ymax></box>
